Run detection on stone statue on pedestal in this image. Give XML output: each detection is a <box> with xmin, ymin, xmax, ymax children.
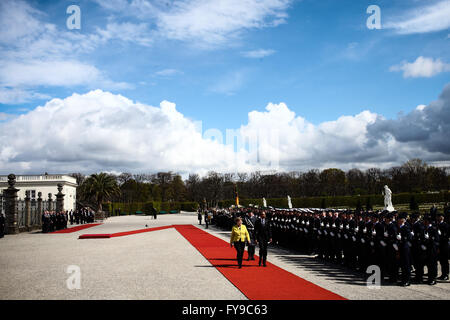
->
<box><xmin>287</xmin><ymin>195</ymin><xmax>292</xmax><ymax>209</ymax></box>
<box><xmin>382</xmin><ymin>185</ymin><xmax>395</xmax><ymax>212</ymax></box>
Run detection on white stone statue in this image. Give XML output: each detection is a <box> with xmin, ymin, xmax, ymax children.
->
<box><xmin>287</xmin><ymin>195</ymin><xmax>292</xmax><ymax>209</ymax></box>
<box><xmin>382</xmin><ymin>185</ymin><xmax>395</xmax><ymax>212</ymax></box>
<box><xmin>263</xmin><ymin>197</ymin><xmax>267</xmax><ymax>207</ymax></box>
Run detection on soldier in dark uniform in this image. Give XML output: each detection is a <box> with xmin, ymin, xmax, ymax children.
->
<box><xmin>243</xmin><ymin>211</ymin><xmax>257</xmax><ymax>260</ymax></box>
<box><xmin>374</xmin><ymin>212</ymin><xmax>387</xmax><ymax>280</ymax></box>
<box><xmin>411</xmin><ymin>213</ymin><xmax>426</xmax><ymax>283</ymax></box>
<box><xmin>436</xmin><ymin>213</ymin><xmax>449</xmax><ymax>281</ymax></box>
<box><xmin>356</xmin><ymin>212</ymin><xmax>368</xmax><ymax>272</ymax></box>
<box><xmin>255</xmin><ymin>211</ymin><xmax>272</xmax><ymax>267</ymax></box>
<box><xmin>317</xmin><ymin>211</ymin><xmax>327</xmax><ymax>260</ymax></box>
<box><xmin>386</xmin><ymin>212</ymin><xmax>399</xmax><ymax>283</ymax></box>
<box><xmin>423</xmin><ymin>214</ymin><xmax>439</xmax><ymax>285</ymax></box>
<box><xmin>444</xmin><ymin>202</ymin><xmax>450</xmax><ymax>223</ymax></box>
<box><xmin>367</xmin><ymin>213</ymin><xmax>377</xmax><ymax>268</ymax></box>
<box><xmin>0</xmin><ymin>212</ymin><xmax>5</xmax><ymax>238</ymax></box>
<box><xmin>348</xmin><ymin>211</ymin><xmax>358</xmax><ymax>269</ymax></box>
<box><xmin>397</xmin><ymin>212</ymin><xmax>412</xmax><ymax>286</ymax></box>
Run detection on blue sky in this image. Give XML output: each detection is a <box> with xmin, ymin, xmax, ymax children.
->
<box><xmin>0</xmin><ymin>0</ymin><xmax>449</xmax><ymax>174</ymax></box>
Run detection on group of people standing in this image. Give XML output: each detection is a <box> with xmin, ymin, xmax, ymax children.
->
<box><xmin>211</xmin><ymin>206</ymin><xmax>449</xmax><ymax>287</ymax></box>
<box><xmin>197</xmin><ymin>209</ymin><xmax>212</xmax><ymax>229</ymax></box>
<box><xmin>68</xmin><ymin>209</ymin><xmax>95</xmax><ymax>225</ymax></box>
<box><xmin>41</xmin><ymin>211</ymin><xmax>69</xmax><ymax>233</ymax></box>
<box><xmin>42</xmin><ymin>208</ymin><xmax>95</xmax><ymax>233</ymax></box>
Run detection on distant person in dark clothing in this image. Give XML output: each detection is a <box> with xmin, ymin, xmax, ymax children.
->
<box><xmin>198</xmin><ymin>210</ymin><xmax>202</xmax><ymax>225</ymax></box>
<box><xmin>0</xmin><ymin>212</ymin><xmax>5</xmax><ymax>238</ymax></box>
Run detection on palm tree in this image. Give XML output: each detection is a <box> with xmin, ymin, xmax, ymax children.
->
<box><xmin>80</xmin><ymin>173</ymin><xmax>121</xmax><ymax>213</ymax></box>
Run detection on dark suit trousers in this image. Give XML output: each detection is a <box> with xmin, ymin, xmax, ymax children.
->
<box><xmin>234</xmin><ymin>241</ymin><xmax>245</xmax><ymax>267</ymax></box>
<box><xmin>258</xmin><ymin>240</ymin><xmax>268</xmax><ymax>263</ymax></box>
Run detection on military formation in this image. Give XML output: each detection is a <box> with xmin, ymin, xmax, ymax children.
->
<box><xmin>211</xmin><ymin>206</ymin><xmax>449</xmax><ymax>287</ymax></box>
<box><xmin>42</xmin><ymin>208</ymin><xmax>95</xmax><ymax>233</ymax></box>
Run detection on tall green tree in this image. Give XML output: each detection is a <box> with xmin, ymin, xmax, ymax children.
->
<box><xmin>80</xmin><ymin>173</ymin><xmax>121</xmax><ymax>212</ymax></box>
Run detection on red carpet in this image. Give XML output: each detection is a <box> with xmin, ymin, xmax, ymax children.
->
<box><xmin>51</xmin><ymin>223</ymin><xmax>102</xmax><ymax>234</ymax></box>
<box><xmin>78</xmin><ymin>225</ymin><xmax>173</xmax><ymax>239</ymax></box>
<box><xmin>174</xmin><ymin>225</ymin><xmax>346</xmax><ymax>300</ymax></box>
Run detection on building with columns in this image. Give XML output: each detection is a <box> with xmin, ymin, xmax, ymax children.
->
<box><xmin>0</xmin><ymin>174</ymin><xmax>77</xmax><ymax>211</ymax></box>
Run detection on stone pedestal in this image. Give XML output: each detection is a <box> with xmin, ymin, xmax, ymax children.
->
<box><xmin>56</xmin><ymin>183</ymin><xmax>65</xmax><ymax>213</ymax></box>
<box><xmin>47</xmin><ymin>193</ymin><xmax>53</xmax><ymax>211</ymax></box>
<box><xmin>37</xmin><ymin>192</ymin><xmax>43</xmax><ymax>225</ymax></box>
<box><xmin>25</xmin><ymin>190</ymin><xmax>31</xmax><ymax>230</ymax></box>
<box><xmin>4</xmin><ymin>174</ymin><xmax>19</xmax><ymax>234</ymax></box>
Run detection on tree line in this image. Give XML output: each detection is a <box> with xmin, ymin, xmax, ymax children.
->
<box><xmin>73</xmin><ymin>159</ymin><xmax>449</xmax><ymax>208</ymax></box>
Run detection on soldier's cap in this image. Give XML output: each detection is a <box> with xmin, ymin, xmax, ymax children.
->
<box><xmin>398</xmin><ymin>212</ymin><xmax>408</xmax><ymax>220</ymax></box>
<box><xmin>411</xmin><ymin>212</ymin><xmax>420</xmax><ymax>219</ymax></box>
<box><xmin>386</xmin><ymin>212</ymin><xmax>395</xmax><ymax>219</ymax></box>
<box><xmin>437</xmin><ymin>212</ymin><xmax>444</xmax><ymax>217</ymax></box>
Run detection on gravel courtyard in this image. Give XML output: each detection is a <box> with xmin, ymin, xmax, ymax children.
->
<box><xmin>0</xmin><ymin>213</ymin><xmax>448</xmax><ymax>300</ymax></box>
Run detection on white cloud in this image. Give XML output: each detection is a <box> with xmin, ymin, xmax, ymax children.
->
<box><xmin>0</xmin><ymin>90</ymin><xmax>252</xmax><ymax>174</ymax></box>
<box><xmin>155</xmin><ymin>69</ymin><xmax>183</xmax><ymax>77</ymax></box>
<box><xmin>0</xmin><ymin>87</ymin><xmax>51</xmax><ymax>104</ymax></box>
<box><xmin>242</xmin><ymin>49</ymin><xmax>276</xmax><ymax>58</ymax></box>
<box><xmin>209</xmin><ymin>71</ymin><xmax>246</xmax><ymax>95</ymax></box>
<box><xmin>2</xmin><ymin>86</ymin><xmax>450</xmax><ymax>174</ymax></box>
<box><xmin>385</xmin><ymin>0</ymin><xmax>450</xmax><ymax>34</ymax></box>
<box><xmin>96</xmin><ymin>22</ymin><xmax>154</xmax><ymax>46</ymax></box>
<box><xmin>157</xmin><ymin>0</ymin><xmax>291</xmax><ymax>47</ymax></box>
<box><xmin>390</xmin><ymin>56</ymin><xmax>450</xmax><ymax>78</ymax></box>
<box><xmin>95</xmin><ymin>0</ymin><xmax>292</xmax><ymax>48</ymax></box>
<box><xmin>0</xmin><ymin>0</ymin><xmax>129</xmax><ymax>103</ymax></box>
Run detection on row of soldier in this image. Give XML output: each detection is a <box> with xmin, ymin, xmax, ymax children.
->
<box><xmin>211</xmin><ymin>207</ymin><xmax>449</xmax><ymax>287</ymax></box>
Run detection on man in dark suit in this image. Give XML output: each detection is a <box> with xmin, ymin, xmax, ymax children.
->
<box><xmin>255</xmin><ymin>211</ymin><xmax>272</xmax><ymax>267</ymax></box>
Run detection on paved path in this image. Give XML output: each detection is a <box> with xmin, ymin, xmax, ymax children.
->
<box><xmin>0</xmin><ymin>213</ymin><xmax>448</xmax><ymax>300</ymax></box>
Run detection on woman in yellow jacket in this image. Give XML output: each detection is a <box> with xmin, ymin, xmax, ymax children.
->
<box><xmin>230</xmin><ymin>217</ymin><xmax>250</xmax><ymax>268</ymax></box>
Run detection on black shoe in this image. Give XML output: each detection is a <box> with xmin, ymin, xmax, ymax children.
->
<box><xmin>263</xmin><ymin>264</ymin><xmax>267</xmax><ymax>267</ymax></box>
<box><xmin>413</xmin><ymin>278</ymin><xmax>423</xmax><ymax>284</ymax></box>
<box><xmin>399</xmin><ymin>282</ymin><xmax>410</xmax><ymax>287</ymax></box>
<box><xmin>259</xmin><ymin>260</ymin><xmax>261</xmax><ymax>266</ymax></box>
<box><xmin>437</xmin><ymin>275</ymin><xmax>449</xmax><ymax>281</ymax></box>
<box><xmin>427</xmin><ymin>280</ymin><xmax>437</xmax><ymax>285</ymax></box>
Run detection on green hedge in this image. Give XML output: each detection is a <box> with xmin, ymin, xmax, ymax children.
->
<box><xmin>217</xmin><ymin>191</ymin><xmax>450</xmax><ymax>209</ymax></box>
<box><xmin>104</xmin><ymin>201</ymin><xmax>200</xmax><ymax>215</ymax></box>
